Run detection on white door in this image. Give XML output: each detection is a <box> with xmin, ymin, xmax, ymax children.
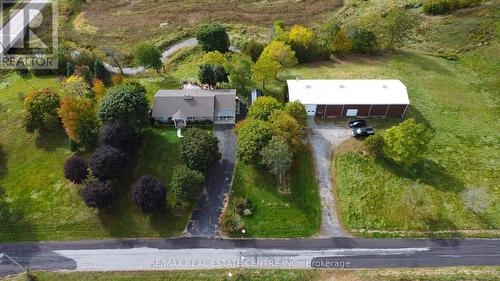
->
<box><xmin>305</xmin><ymin>104</ymin><xmax>316</xmax><ymax>116</ymax></box>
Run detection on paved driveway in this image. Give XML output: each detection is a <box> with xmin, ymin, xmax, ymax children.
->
<box><xmin>307</xmin><ymin>118</ymin><xmax>351</xmax><ymax>237</ymax></box>
<box><xmin>186</xmin><ymin>124</ymin><xmax>236</xmax><ymax>237</ymax></box>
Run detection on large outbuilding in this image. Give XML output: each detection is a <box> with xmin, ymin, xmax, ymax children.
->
<box><xmin>287</xmin><ymin>79</ymin><xmax>410</xmax><ymax>119</ymax></box>
<box><xmin>152</xmin><ymin>89</ymin><xmax>237</xmax><ymax>127</ymax></box>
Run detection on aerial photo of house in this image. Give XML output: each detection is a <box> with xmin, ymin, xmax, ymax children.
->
<box><xmin>0</xmin><ymin>0</ymin><xmax>498</xmax><ymax>280</ymax></box>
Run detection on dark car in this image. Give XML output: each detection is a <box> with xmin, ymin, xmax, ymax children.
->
<box><xmin>348</xmin><ymin>119</ymin><xmax>367</xmax><ymax>128</ymax></box>
<box><xmin>352</xmin><ymin>127</ymin><xmax>375</xmax><ymax>137</ymax></box>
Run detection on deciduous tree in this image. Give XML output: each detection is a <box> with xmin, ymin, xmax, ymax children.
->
<box><xmin>269</xmin><ymin>110</ymin><xmax>302</xmax><ymax>154</ymax></box>
<box><xmin>64</xmin><ymin>156</ymin><xmax>89</xmax><ymax>184</ymax></box>
<box><xmin>98</xmin><ymin>83</ymin><xmax>149</xmax><ymax>132</ymax></box>
<box><xmin>132</xmin><ymin>175</ymin><xmax>167</xmax><ymax>213</ymax></box>
<box><xmin>196</xmin><ymin>24</ymin><xmax>230</xmax><ymax>53</ymax></box>
<box><xmin>247</xmin><ymin>96</ymin><xmax>282</xmax><ymax>121</ymax></box>
<box><xmin>384</xmin><ymin>118</ymin><xmax>432</xmax><ymax>165</ymax></box>
<box><xmin>236</xmin><ymin>119</ymin><xmax>274</xmax><ymax>165</ymax></box>
<box><xmin>99</xmin><ymin>120</ymin><xmax>142</xmax><ymax>154</ymax></box>
<box><xmin>23</xmin><ymin>88</ymin><xmax>61</xmax><ymax>132</ymax></box>
<box><xmin>181</xmin><ymin>128</ymin><xmax>221</xmax><ymax>173</ymax></box>
<box><xmin>134</xmin><ymin>43</ymin><xmax>163</xmax><ymax>75</ymax></box>
<box><xmin>225</xmin><ymin>54</ymin><xmax>253</xmax><ymax>91</ymax></box>
<box><xmin>260</xmin><ymin>137</ymin><xmax>292</xmax><ymax>190</ymax></box>
<box><xmin>284</xmin><ymin>101</ymin><xmax>307</xmax><ymax>128</ymax></box>
<box><xmin>58</xmin><ymin>96</ymin><xmax>96</xmax><ymax>143</ymax></box>
<box><xmin>82</xmin><ymin>181</ymin><xmax>113</xmax><ymax>209</ymax></box>
<box><xmin>89</xmin><ymin>146</ymin><xmax>127</xmax><ymax>181</ymax></box>
<box><xmin>384</xmin><ymin>6</ymin><xmax>417</xmax><ymax>49</ymax></box>
<box><xmin>251</xmin><ymin>55</ymin><xmax>281</xmax><ymax>89</ymax></box>
<box><xmin>169</xmin><ymin>165</ymin><xmax>204</xmax><ymax>209</ymax></box>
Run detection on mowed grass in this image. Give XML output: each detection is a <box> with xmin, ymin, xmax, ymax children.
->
<box><xmin>280</xmin><ymin>41</ymin><xmax>500</xmax><ymax>235</ymax></box>
<box><xmin>5</xmin><ymin>267</ymin><xmax>500</xmax><ymax>281</ymax></box>
<box><xmin>0</xmin><ymin>75</ymin><xmax>193</xmax><ymax>241</ymax></box>
<box><xmin>226</xmin><ymin>145</ymin><xmax>320</xmax><ymax>238</ymax></box>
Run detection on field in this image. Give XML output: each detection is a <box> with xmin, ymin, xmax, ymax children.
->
<box><xmin>0</xmin><ymin>75</ymin><xmax>196</xmax><ymax>241</ymax></box>
<box><xmin>60</xmin><ymin>0</ymin><xmax>343</xmax><ymax>58</ymax></box>
<box><xmin>4</xmin><ymin>267</ymin><xmax>500</xmax><ymax>281</ymax></box>
<box><xmin>278</xmin><ymin>42</ymin><xmax>500</xmax><ymax>235</ymax></box>
<box><xmin>225</xmin><ymin>145</ymin><xmax>320</xmax><ymax>238</ymax></box>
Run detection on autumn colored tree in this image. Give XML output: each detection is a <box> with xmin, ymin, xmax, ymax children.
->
<box><xmin>58</xmin><ymin>96</ymin><xmax>97</xmax><ymax>143</ymax></box>
<box><xmin>92</xmin><ymin>79</ymin><xmax>106</xmax><ymax>102</ymax></box>
<box><xmin>260</xmin><ymin>40</ymin><xmax>297</xmax><ymax>67</ymax></box>
<box><xmin>332</xmin><ymin>29</ymin><xmax>353</xmax><ymax>55</ymax></box>
<box><xmin>23</xmin><ymin>88</ymin><xmax>61</xmax><ymax>132</ymax></box>
<box><xmin>63</xmin><ymin>75</ymin><xmax>91</xmax><ymax>98</ymax></box>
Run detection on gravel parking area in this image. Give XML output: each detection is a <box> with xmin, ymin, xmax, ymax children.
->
<box><xmin>307</xmin><ymin>118</ymin><xmax>351</xmax><ymax>237</ymax></box>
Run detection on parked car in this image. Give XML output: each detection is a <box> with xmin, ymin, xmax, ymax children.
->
<box><xmin>352</xmin><ymin>127</ymin><xmax>375</xmax><ymax>137</ymax></box>
<box><xmin>348</xmin><ymin>119</ymin><xmax>367</xmax><ymax>128</ymax></box>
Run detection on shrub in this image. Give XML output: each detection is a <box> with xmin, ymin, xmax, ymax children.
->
<box><xmin>23</xmin><ymin>88</ymin><xmax>61</xmax><ymax>132</ymax></box>
<box><xmin>111</xmin><ymin>74</ymin><xmax>124</xmax><ymax>85</ymax></box>
<box><xmin>63</xmin><ymin>156</ymin><xmax>89</xmax><ymax>184</ymax></box>
<box><xmin>461</xmin><ymin>186</ymin><xmax>490</xmax><ymax>214</ymax></box>
<box><xmin>220</xmin><ymin>211</ymin><xmax>245</xmax><ymax>234</ymax></box>
<box><xmin>351</xmin><ymin>29</ymin><xmax>378</xmax><ymax>54</ymax></box>
<box><xmin>196</xmin><ymin>23</ymin><xmax>230</xmax><ymax>53</ymax></box>
<box><xmin>89</xmin><ymin>146</ymin><xmax>127</xmax><ymax>181</ymax></box>
<box><xmin>169</xmin><ymin>165</ymin><xmax>205</xmax><ymax>208</ymax></box>
<box><xmin>82</xmin><ymin>181</ymin><xmax>113</xmax><ymax>209</ymax></box>
<box><xmin>241</xmin><ymin>40</ymin><xmax>266</xmax><ymax>62</ymax></box>
<box><xmin>99</xmin><ymin>120</ymin><xmax>142</xmax><ymax>154</ymax></box>
<box><xmin>423</xmin><ymin>0</ymin><xmax>481</xmax><ymax>15</ymax></box>
<box><xmin>248</xmin><ymin>96</ymin><xmax>283</xmax><ymax>121</ymax></box>
<box><xmin>98</xmin><ymin>83</ymin><xmax>149</xmax><ymax>131</ymax></box>
<box><xmin>365</xmin><ymin>134</ymin><xmax>385</xmax><ymax>156</ymax></box>
<box><xmin>332</xmin><ymin>29</ymin><xmax>353</xmax><ymax>55</ymax></box>
<box><xmin>233</xmin><ymin>197</ymin><xmax>254</xmax><ymax>216</ymax></box>
<box><xmin>132</xmin><ymin>176</ymin><xmax>167</xmax><ymax>213</ymax></box>
<box><xmin>181</xmin><ymin>128</ymin><xmax>221</xmax><ymax>173</ymax></box>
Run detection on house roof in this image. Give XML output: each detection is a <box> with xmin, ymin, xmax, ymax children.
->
<box><xmin>287</xmin><ymin>80</ymin><xmax>410</xmax><ymax>105</ymax></box>
<box><xmin>152</xmin><ymin>89</ymin><xmax>236</xmax><ymax>119</ymax></box>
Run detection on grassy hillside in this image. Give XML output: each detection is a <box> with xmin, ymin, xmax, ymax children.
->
<box><xmin>59</xmin><ymin>0</ymin><xmax>343</xmax><ymax>57</ymax></box>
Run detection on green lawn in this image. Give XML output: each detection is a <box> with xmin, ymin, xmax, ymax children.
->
<box><xmin>0</xmin><ymin>75</ymin><xmax>194</xmax><ymax>241</ymax></box>
<box><xmin>5</xmin><ymin>267</ymin><xmax>500</xmax><ymax>281</ymax></box>
<box><xmin>225</xmin><ymin>145</ymin><xmax>320</xmax><ymax>238</ymax></box>
<box><xmin>278</xmin><ymin>42</ymin><xmax>499</xmax><ymax>236</ymax></box>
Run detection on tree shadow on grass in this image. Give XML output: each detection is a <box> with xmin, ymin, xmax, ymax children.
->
<box><xmin>34</xmin><ymin>127</ymin><xmax>68</xmax><ymax>152</ymax></box>
<box><xmin>377</xmin><ymin>157</ymin><xmax>464</xmax><ymax>193</ymax></box>
<box><xmin>0</xmin><ymin>192</ymin><xmax>39</xmax><ymax>242</ymax></box>
<box><xmin>397</xmin><ymin>51</ymin><xmax>456</xmax><ymax>77</ymax></box>
<box><xmin>0</xmin><ymin>145</ymin><xmax>6</xmax><ymax>179</ymax></box>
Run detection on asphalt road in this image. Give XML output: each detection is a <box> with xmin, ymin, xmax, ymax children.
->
<box><xmin>186</xmin><ymin>124</ymin><xmax>236</xmax><ymax>237</ymax></box>
<box><xmin>0</xmin><ymin>238</ymin><xmax>499</xmax><ymax>275</ymax></box>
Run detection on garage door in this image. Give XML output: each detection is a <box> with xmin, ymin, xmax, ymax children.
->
<box><xmin>369</xmin><ymin>105</ymin><xmax>389</xmax><ymax>117</ymax></box>
<box><xmin>342</xmin><ymin>105</ymin><xmax>371</xmax><ymax>117</ymax></box>
<box><xmin>324</xmin><ymin>105</ymin><xmax>343</xmax><ymax>117</ymax></box>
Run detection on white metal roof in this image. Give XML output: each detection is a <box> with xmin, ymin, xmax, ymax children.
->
<box><xmin>287</xmin><ymin>80</ymin><xmax>410</xmax><ymax>105</ymax></box>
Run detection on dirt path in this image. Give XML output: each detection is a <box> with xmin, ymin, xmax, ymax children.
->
<box><xmin>307</xmin><ymin>118</ymin><xmax>351</xmax><ymax>237</ymax></box>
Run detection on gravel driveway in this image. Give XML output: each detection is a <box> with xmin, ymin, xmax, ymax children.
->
<box><xmin>307</xmin><ymin>118</ymin><xmax>351</xmax><ymax>237</ymax></box>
